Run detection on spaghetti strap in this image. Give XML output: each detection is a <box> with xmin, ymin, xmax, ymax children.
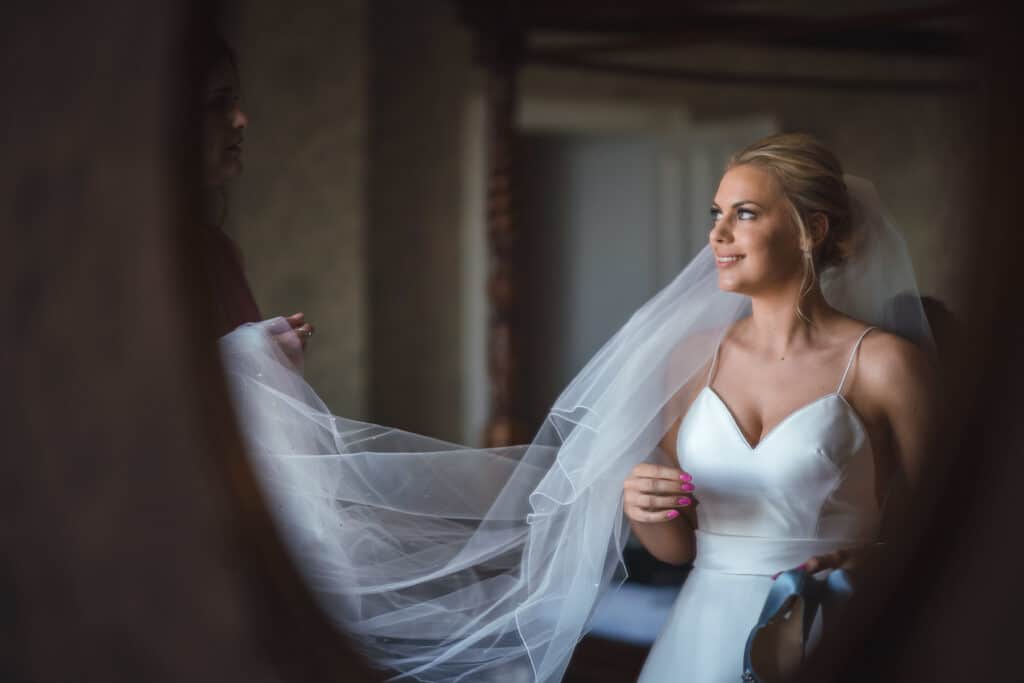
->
<box><xmin>836</xmin><ymin>326</ymin><xmax>876</xmax><ymax>395</ymax></box>
<box><xmin>706</xmin><ymin>342</ymin><xmax>722</xmax><ymax>387</ymax></box>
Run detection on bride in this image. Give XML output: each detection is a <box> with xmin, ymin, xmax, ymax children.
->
<box><xmin>628</xmin><ymin>134</ymin><xmax>934</xmax><ymax>681</ymax></box>
<box><xmin>219</xmin><ymin>133</ymin><xmax>935</xmax><ymax>683</ymax></box>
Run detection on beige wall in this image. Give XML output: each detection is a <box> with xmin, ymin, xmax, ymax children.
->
<box><xmin>367</xmin><ymin>0</ymin><xmax>481</xmax><ymax>441</ymax></box>
<box><xmin>229</xmin><ymin>0</ymin><xmax>369</xmax><ymax>418</ymax></box>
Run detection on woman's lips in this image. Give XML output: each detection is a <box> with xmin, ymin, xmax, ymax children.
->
<box><xmin>715</xmin><ymin>254</ymin><xmax>744</xmax><ymax>268</ymax></box>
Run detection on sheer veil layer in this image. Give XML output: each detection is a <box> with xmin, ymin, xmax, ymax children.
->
<box><xmin>219</xmin><ymin>175</ymin><xmax>932</xmax><ymax>682</ymax></box>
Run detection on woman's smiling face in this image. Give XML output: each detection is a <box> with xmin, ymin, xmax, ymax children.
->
<box><xmin>709</xmin><ymin>163</ymin><xmax>806</xmax><ymax>296</ymax></box>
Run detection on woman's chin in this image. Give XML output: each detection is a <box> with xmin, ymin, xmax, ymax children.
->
<box><xmin>716</xmin><ymin>273</ymin><xmax>747</xmax><ymax>294</ymax></box>
<box><xmin>208</xmin><ymin>162</ymin><xmax>242</xmax><ymax>187</ymax></box>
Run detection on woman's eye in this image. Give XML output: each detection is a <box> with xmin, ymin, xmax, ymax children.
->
<box><xmin>738</xmin><ymin>209</ymin><xmax>756</xmax><ymax>220</ymax></box>
<box><xmin>710</xmin><ymin>209</ymin><xmax>721</xmax><ymax>223</ymax></box>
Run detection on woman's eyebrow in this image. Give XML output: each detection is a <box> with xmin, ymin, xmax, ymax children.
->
<box><xmin>710</xmin><ymin>200</ymin><xmax>765</xmax><ymax>209</ymax></box>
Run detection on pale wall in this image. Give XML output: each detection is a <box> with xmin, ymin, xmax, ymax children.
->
<box><xmin>367</xmin><ymin>0</ymin><xmax>480</xmax><ymax>441</ymax></box>
<box><xmin>229</xmin><ymin>0</ymin><xmax>369</xmax><ymax>418</ymax></box>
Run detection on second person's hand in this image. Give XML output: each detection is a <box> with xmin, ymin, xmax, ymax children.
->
<box><xmin>285</xmin><ymin>311</ymin><xmax>315</xmax><ymax>349</ymax></box>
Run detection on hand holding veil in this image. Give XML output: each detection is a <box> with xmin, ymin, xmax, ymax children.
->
<box><xmin>219</xmin><ymin>176</ymin><xmax>932</xmax><ymax>683</ymax></box>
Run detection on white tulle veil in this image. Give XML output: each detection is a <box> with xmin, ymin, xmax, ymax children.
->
<box><xmin>218</xmin><ymin>175</ymin><xmax>932</xmax><ymax>682</ymax></box>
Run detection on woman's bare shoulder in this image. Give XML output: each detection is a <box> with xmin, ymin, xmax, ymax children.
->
<box><xmin>857</xmin><ymin>327</ymin><xmax>936</xmax><ymax>399</ymax></box>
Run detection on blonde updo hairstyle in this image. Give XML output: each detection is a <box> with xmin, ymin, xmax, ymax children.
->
<box><xmin>728</xmin><ymin>133</ymin><xmax>852</xmax><ymax>323</ymax></box>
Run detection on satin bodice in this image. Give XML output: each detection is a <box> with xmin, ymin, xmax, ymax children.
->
<box><xmin>677</xmin><ymin>385</ymin><xmax>880</xmax><ymax>542</ymax></box>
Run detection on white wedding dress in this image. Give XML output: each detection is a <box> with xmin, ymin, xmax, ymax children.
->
<box><xmin>637</xmin><ymin>327</ymin><xmax>882</xmax><ymax>683</ymax></box>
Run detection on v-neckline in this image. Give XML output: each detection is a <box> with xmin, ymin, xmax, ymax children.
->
<box><xmin>702</xmin><ymin>386</ymin><xmax>842</xmax><ymax>451</ymax></box>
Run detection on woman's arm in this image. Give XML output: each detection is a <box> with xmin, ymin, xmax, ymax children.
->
<box><xmin>801</xmin><ymin>332</ymin><xmax>938</xmax><ymax>573</ymax></box>
<box><xmin>866</xmin><ymin>333</ymin><xmax>938</xmax><ymax>540</ymax></box>
<box><xmin>623</xmin><ymin>364</ymin><xmax>706</xmax><ymax>566</ymax></box>
<box><xmin>624</xmin><ymin>431</ymin><xmax>698</xmax><ymax>566</ymax></box>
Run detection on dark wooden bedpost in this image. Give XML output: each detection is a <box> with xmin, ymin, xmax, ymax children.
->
<box><xmin>461</xmin><ymin>2</ymin><xmax>529</xmax><ymax>447</ymax></box>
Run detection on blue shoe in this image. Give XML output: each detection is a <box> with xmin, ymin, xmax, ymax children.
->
<box><xmin>742</xmin><ymin>569</ymin><xmax>820</xmax><ymax>683</ymax></box>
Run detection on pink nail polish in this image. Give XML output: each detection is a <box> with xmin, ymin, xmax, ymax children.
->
<box><xmin>679</xmin><ymin>473</ymin><xmax>692</xmax><ymax>482</ymax></box>
<box><xmin>666</xmin><ymin>510</ymin><xmax>680</xmax><ymax>520</ymax></box>
<box><xmin>681</xmin><ymin>483</ymin><xmax>695</xmax><ymax>492</ymax></box>
<box><xmin>771</xmin><ymin>572</ymin><xmax>781</xmax><ymax>580</ymax></box>
<box><xmin>678</xmin><ymin>497</ymin><xmax>691</xmax><ymax>506</ymax></box>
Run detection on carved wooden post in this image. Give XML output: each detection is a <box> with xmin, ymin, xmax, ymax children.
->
<box><xmin>478</xmin><ymin>12</ymin><xmax>528</xmax><ymax>447</ymax></box>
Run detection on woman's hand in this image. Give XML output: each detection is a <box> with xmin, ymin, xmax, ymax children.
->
<box><xmin>285</xmin><ymin>312</ymin><xmax>315</xmax><ymax>349</ymax></box>
<box><xmin>268</xmin><ymin>312</ymin><xmax>314</xmax><ymax>368</ymax></box>
<box><xmin>623</xmin><ymin>463</ymin><xmax>696</xmax><ymax>523</ymax></box>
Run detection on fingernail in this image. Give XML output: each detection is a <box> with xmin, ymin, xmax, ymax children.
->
<box><xmin>677</xmin><ymin>497</ymin><xmax>691</xmax><ymax>506</ymax></box>
<box><xmin>666</xmin><ymin>510</ymin><xmax>680</xmax><ymax>520</ymax></box>
<box><xmin>679</xmin><ymin>473</ymin><xmax>692</xmax><ymax>482</ymax></box>
<box><xmin>681</xmin><ymin>483</ymin><xmax>695</xmax><ymax>492</ymax></box>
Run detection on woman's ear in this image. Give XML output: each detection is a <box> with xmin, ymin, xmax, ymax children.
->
<box><xmin>808</xmin><ymin>212</ymin><xmax>830</xmax><ymax>250</ymax></box>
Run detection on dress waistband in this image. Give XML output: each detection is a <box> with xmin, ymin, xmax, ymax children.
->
<box><xmin>693</xmin><ymin>530</ymin><xmax>865</xmax><ymax>576</ymax></box>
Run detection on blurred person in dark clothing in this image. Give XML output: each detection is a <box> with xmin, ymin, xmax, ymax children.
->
<box><xmin>195</xmin><ymin>29</ymin><xmax>313</xmax><ymax>349</ymax></box>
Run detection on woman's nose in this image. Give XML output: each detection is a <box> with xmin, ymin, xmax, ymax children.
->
<box><xmin>232</xmin><ymin>106</ymin><xmax>249</xmax><ymax>129</ymax></box>
<box><xmin>709</xmin><ymin>218</ymin><xmax>732</xmax><ymax>243</ymax></box>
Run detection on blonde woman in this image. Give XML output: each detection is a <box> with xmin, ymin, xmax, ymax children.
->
<box><xmin>628</xmin><ymin>134</ymin><xmax>935</xmax><ymax>681</ymax></box>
